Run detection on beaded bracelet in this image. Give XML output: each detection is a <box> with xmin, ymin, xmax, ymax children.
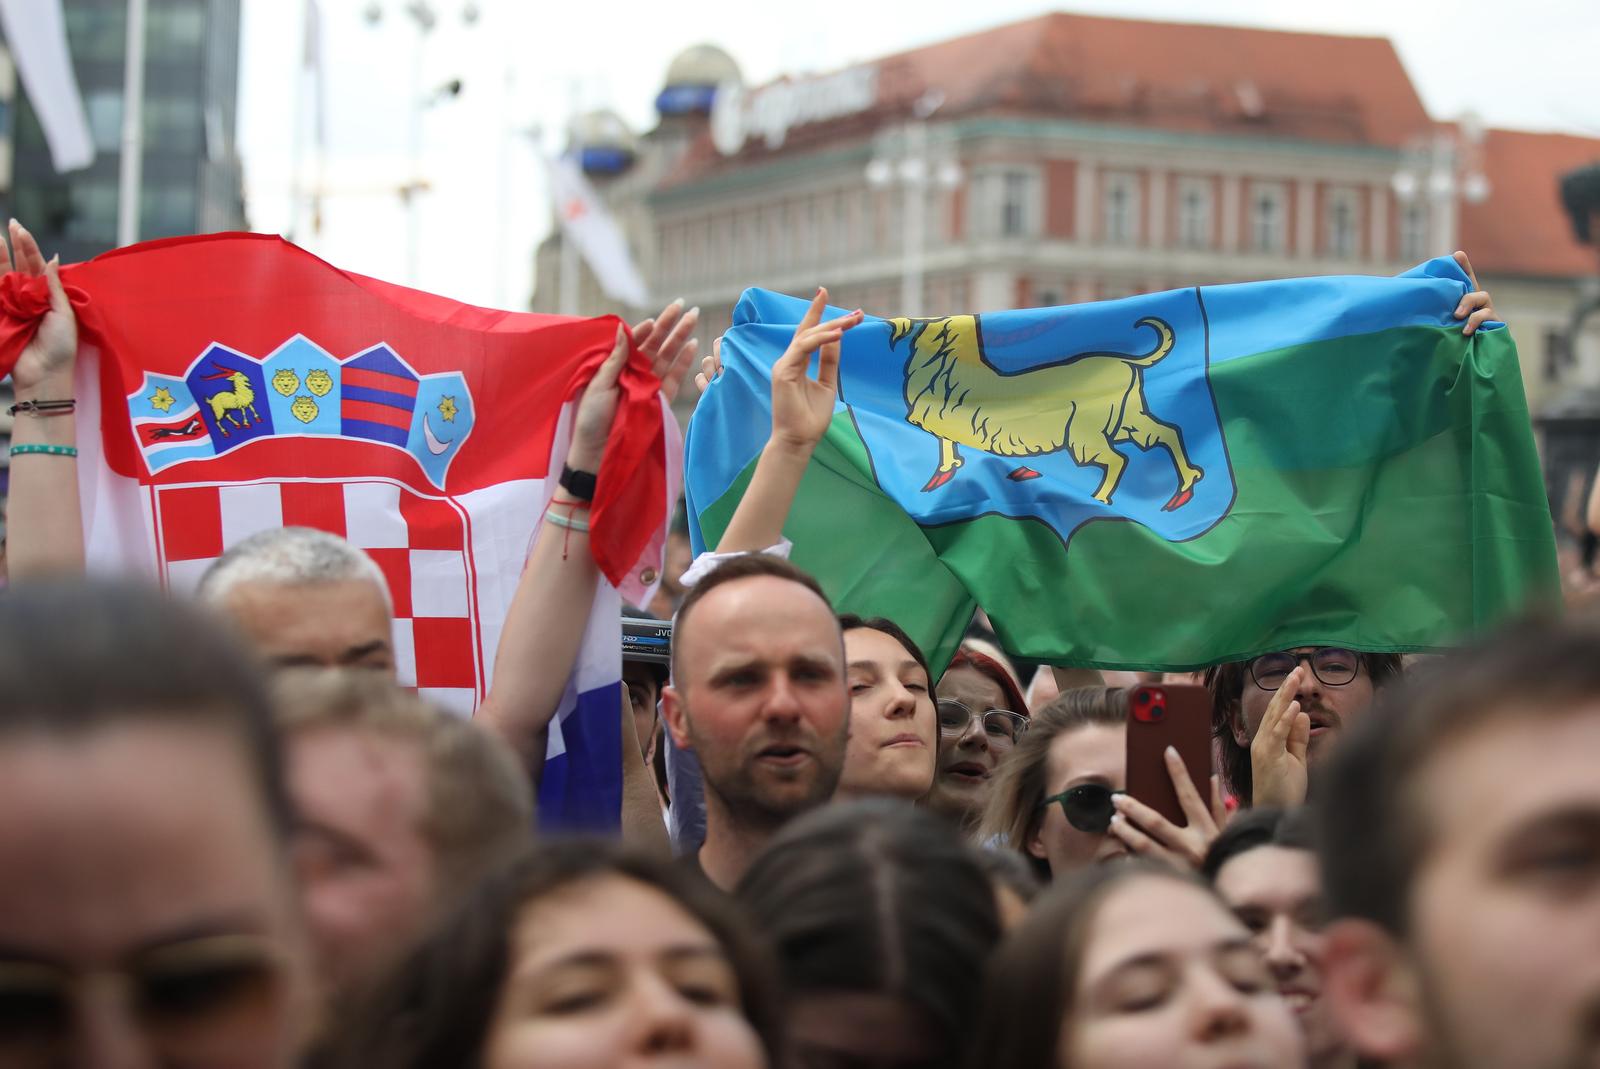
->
<box><xmin>9</xmin><ymin>444</ymin><xmax>78</xmax><ymax>458</ymax></box>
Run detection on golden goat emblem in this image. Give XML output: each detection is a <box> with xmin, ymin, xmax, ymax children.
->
<box><xmin>887</xmin><ymin>315</ymin><xmax>1204</xmax><ymax>511</ymax></box>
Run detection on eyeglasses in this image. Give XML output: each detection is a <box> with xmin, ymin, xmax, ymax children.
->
<box><xmin>1248</xmin><ymin>647</ymin><xmax>1361</xmax><ymax>691</ymax></box>
<box><xmin>0</xmin><ymin>934</ymin><xmax>290</xmax><ymax>1060</ymax></box>
<box><xmin>1038</xmin><ymin>784</ymin><xmax>1124</xmax><ymax>834</ymax></box>
<box><xmin>936</xmin><ymin>700</ymin><xmax>1028</xmax><ymax>747</ymax></box>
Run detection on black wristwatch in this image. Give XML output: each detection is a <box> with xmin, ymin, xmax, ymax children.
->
<box><xmin>559</xmin><ymin>464</ymin><xmax>598</xmax><ymax>501</ymax></box>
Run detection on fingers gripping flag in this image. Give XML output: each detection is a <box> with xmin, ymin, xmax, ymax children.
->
<box><xmin>0</xmin><ymin>234</ymin><xmax>679</xmax><ymax>832</ymax></box>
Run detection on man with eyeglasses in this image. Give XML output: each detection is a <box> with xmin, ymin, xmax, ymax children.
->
<box><xmin>1204</xmin><ymin>647</ymin><xmax>1404</xmax><ymax>807</ymax></box>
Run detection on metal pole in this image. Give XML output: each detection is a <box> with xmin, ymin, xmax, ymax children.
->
<box><xmin>116</xmin><ymin>0</ymin><xmax>148</xmax><ymax>247</ymax></box>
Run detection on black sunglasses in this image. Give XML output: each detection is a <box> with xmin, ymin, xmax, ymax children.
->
<box><xmin>1038</xmin><ymin>783</ymin><xmax>1123</xmax><ymax>834</ymax></box>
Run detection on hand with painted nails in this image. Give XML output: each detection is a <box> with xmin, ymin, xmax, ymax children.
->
<box><xmin>1250</xmin><ymin>664</ymin><xmax>1311</xmax><ymax>809</ymax></box>
<box><xmin>770</xmin><ymin>287</ymin><xmax>864</xmax><ymax>453</ymax></box>
<box><xmin>2</xmin><ymin>219</ymin><xmax>77</xmax><ymax>399</ymax></box>
<box><xmin>631</xmin><ymin>298</ymin><xmax>700</xmax><ymax>403</ymax></box>
<box><xmin>1109</xmin><ymin>750</ymin><xmax>1228</xmax><ymax>871</ymax></box>
<box><xmin>1451</xmin><ymin>251</ymin><xmax>1498</xmax><ymax>336</ymax></box>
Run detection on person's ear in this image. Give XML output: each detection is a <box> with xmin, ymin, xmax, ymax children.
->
<box><xmin>1025</xmin><ymin>817</ymin><xmax>1048</xmax><ymax>862</ymax></box>
<box><xmin>1229</xmin><ymin>704</ymin><xmax>1250</xmax><ymax>748</ymax></box>
<box><xmin>660</xmin><ymin>685</ymin><xmax>693</xmax><ymax>750</ymax></box>
<box><xmin>1322</xmin><ymin>918</ymin><xmax>1427</xmax><ymax>1062</ymax></box>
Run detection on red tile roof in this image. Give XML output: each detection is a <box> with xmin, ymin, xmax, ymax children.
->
<box><xmin>663</xmin><ymin>11</ymin><xmax>1434</xmax><ymax>183</ymax></box>
<box><xmin>1460</xmin><ymin>128</ymin><xmax>1600</xmax><ymax>279</ymax></box>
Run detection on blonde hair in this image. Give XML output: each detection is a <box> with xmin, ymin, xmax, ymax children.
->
<box><xmin>978</xmin><ymin>687</ymin><xmax>1126</xmax><ymax>879</ymax></box>
<box><xmin>274</xmin><ymin>669</ymin><xmax>533</xmax><ymax>893</ymax></box>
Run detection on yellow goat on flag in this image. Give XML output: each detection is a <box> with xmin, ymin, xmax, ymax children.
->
<box><xmin>886</xmin><ymin>315</ymin><xmax>1204</xmax><ymax>511</ymax></box>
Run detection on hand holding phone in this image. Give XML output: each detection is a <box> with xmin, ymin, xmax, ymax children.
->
<box><xmin>1113</xmin><ymin>684</ymin><xmax>1225</xmax><ymax>870</ymax></box>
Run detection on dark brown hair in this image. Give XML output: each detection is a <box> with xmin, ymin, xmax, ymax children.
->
<box><xmin>0</xmin><ymin>580</ymin><xmax>290</xmax><ymax>838</ymax></box>
<box><xmin>969</xmin><ymin>861</ymin><xmax>1209</xmax><ymax>1069</ymax></box>
<box><xmin>737</xmin><ymin>799</ymin><xmax>1001</xmax><ymax>1069</ymax></box>
<box><xmin>336</xmin><ymin>840</ymin><xmax>783</xmax><ymax>1068</ymax></box>
<box><xmin>1204</xmin><ymin>651</ymin><xmax>1404</xmax><ymax>804</ymax></box>
<box><xmin>1318</xmin><ymin>615</ymin><xmax>1600</xmax><ymax>936</ymax></box>
<box><xmin>838</xmin><ymin>613</ymin><xmax>933</xmax><ymax>688</ymax></box>
<box><xmin>671</xmin><ymin>553</ymin><xmax>834</xmax><ymax>685</ymax></box>
<box><xmin>1201</xmin><ymin>804</ymin><xmax>1317</xmax><ymax>882</ymax></box>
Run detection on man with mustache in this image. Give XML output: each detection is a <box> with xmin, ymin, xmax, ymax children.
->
<box><xmin>660</xmin><ymin>553</ymin><xmax>850</xmax><ymax>890</ymax></box>
<box><xmin>1204</xmin><ymin>648</ymin><xmax>1404</xmax><ymax>807</ymax></box>
<box><xmin>1318</xmin><ymin>617</ymin><xmax>1600</xmax><ymax>1069</ymax></box>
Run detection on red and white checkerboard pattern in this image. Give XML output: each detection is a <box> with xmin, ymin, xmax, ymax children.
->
<box><xmin>153</xmin><ymin>479</ymin><xmax>481</xmax><ymax>714</ymax></box>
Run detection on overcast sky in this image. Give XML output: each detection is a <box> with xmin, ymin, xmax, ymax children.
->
<box><xmin>237</xmin><ymin>0</ymin><xmax>1600</xmax><ymax>311</ymax></box>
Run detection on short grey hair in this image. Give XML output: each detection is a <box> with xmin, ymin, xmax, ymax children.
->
<box><xmin>198</xmin><ymin>526</ymin><xmax>392</xmax><ymax>610</ymax></box>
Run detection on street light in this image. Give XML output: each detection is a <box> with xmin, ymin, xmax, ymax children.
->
<box><xmin>866</xmin><ymin>91</ymin><xmax>961</xmax><ymax>317</ymax></box>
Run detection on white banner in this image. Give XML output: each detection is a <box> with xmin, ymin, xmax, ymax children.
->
<box><xmin>545</xmin><ymin>154</ymin><xmax>650</xmax><ymax>309</ymax></box>
<box><xmin>0</xmin><ymin>0</ymin><xmax>94</xmax><ymax>172</ymax></box>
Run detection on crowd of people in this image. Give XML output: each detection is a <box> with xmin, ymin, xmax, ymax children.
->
<box><xmin>2</xmin><ymin>217</ymin><xmax>1599</xmax><ymax>1069</ymax></box>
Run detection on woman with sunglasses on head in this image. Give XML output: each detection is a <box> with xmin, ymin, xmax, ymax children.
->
<box><xmin>333</xmin><ymin>840</ymin><xmax>780</xmax><ymax>1069</ymax></box>
<box><xmin>970</xmin><ymin>861</ymin><xmax>1305</xmax><ymax>1069</ymax></box>
<box><xmin>980</xmin><ymin>687</ymin><xmax>1225</xmax><ymax>880</ymax></box>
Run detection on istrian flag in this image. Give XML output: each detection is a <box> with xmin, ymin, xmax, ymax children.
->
<box><xmin>685</xmin><ymin>257</ymin><xmax>1559</xmax><ymax>671</ymax></box>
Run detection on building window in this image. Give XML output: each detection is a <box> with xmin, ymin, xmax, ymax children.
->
<box><xmin>766</xmin><ymin>206</ymin><xmax>784</xmax><ymax>271</ymax></box>
<box><xmin>799</xmin><ymin>198</ymin><xmax>819</xmax><ymax>265</ymax></box>
<box><xmin>1102</xmin><ymin>172</ymin><xmax>1140</xmax><ymax>245</ymax></box>
<box><xmin>1177</xmin><ymin>178</ymin><xmax>1211</xmax><ymax>249</ymax></box>
<box><xmin>832</xmin><ymin>193</ymin><xmax>849</xmax><ymax>258</ymax></box>
<box><xmin>970</xmin><ymin>168</ymin><xmax>1039</xmax><ymax>239</ymax></box>
<box><xmin>1399</xmin><ymin>202</ymin><xmax>1429</xmax><ymax>262</ymax></box>
<box><xmin>1249</xmin><ymin>182</ymin><xmax>1287</xmax><ymax>253</ymax></box>
<box><xmin>142</xmin><ymin>184</ymin><xmax>197</xmax><ymax>238</ymax></box>
<box><xmin>686</xmin><ymin>221</ymin><xmax>705</xmax><ymax>286</ymax></box>
<box><xmin>64</xmin><ymin>177</ymin><xmax>119</xmax><ymax>243</ymax></box>
<box><xmin>1326</xmin><ymin>188</ymin><xmax>1359</xmax><ymax>259</ymax></box>
<box><xmin>84</xmin><ymin>91</ymin><xmax>123</xmax><ymax>153</ymax></box>
<box><xmin>1001</xmin><ymin>172</ymin><xmax>1030</xmax><ymax>236</ymax></box>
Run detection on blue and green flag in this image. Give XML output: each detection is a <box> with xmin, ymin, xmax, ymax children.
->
<box><xmin>685</xmin><ymin>258</ymin><xmax>1560</xmax><ymax>671</ymax></box>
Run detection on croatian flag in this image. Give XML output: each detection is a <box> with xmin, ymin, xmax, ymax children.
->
<box><xmin>0</xmin><ymin>234</ymin><xmax>678</xmax><ymax>832</ymax></box>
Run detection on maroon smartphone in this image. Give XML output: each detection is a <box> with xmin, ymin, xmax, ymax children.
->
<box><xmin>1124</xmin><ymin>684</ymin><xmax>1214</xmax><ymax>828</ymax></box>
